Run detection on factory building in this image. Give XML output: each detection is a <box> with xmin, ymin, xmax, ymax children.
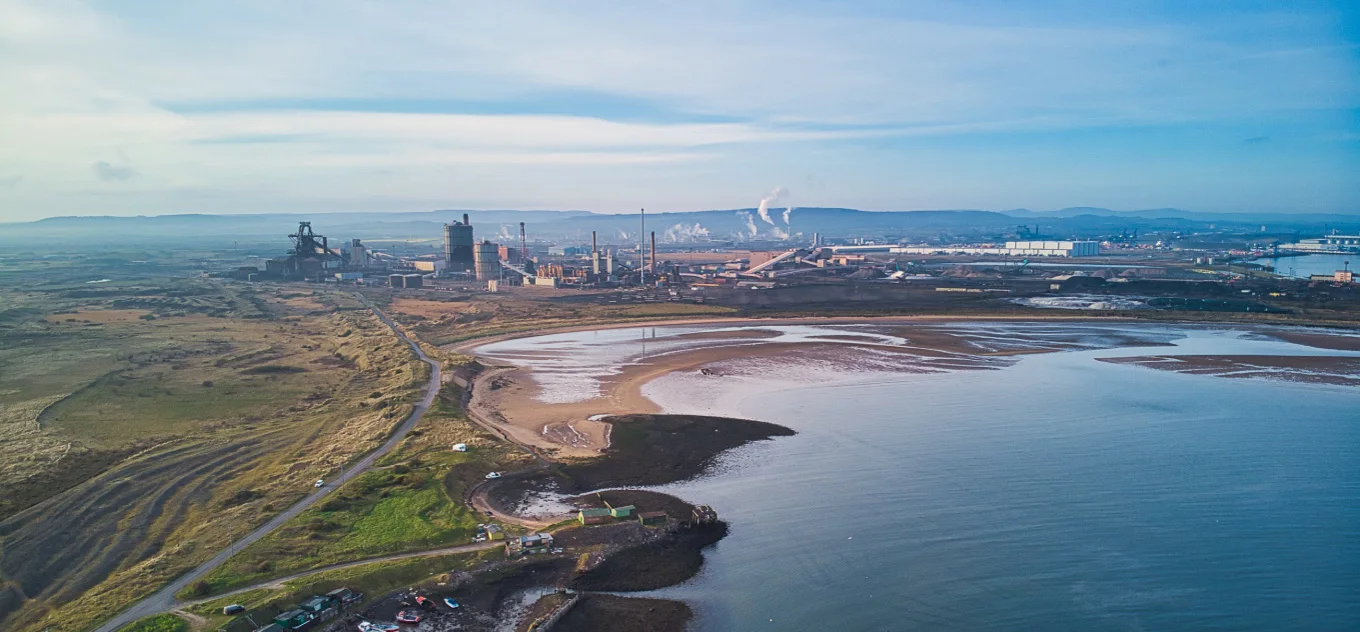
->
<box><xmin>347</xmin><ymin>239</ymin><xmax>370</xmax><ymax>268</ymax></box>
<box><xmin>388</xmin><ymin>274</ymin><xmax>424</xmax><ymax>289</ymax></box>
<box><xmin>444</xmin><ymin>214</ymin><xmax>475</xmax><ymax>272</ymax></box>
<box><xmin>497</xmin><ymin>245</ymin><xmax>524</xmax><ymax>265</ymax></box>
<box><xmin>858</xmin><ymin>240</ymin><xmax>1101</xmax><ymax>257</ymax></box>
<box><xmin>1003</xmin><ymin>241</ymin><xmax>1100</xmax><ymax>257</ymax></box>
<box><xmin>1282</xmin><ymin>234</ymin><xmax>1360</xmax><ymax>254</ymax></box>
<box><xmin>474</xmin><ymin>240</ymin><xmax>500</xmax><ymax>281</ymax></box>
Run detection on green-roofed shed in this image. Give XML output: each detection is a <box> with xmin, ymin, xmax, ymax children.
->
<box><xmin>578</xmin><ymin>508</ymin><xmax>611</xmax><ymax>525</ymax></box>
<box><xmin>608</xmin><ymin>505</ymin><xmax>635</xmax><ymax>518</ymax></box>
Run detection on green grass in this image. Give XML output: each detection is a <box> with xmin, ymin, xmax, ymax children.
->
<box><xmin>42</xmin><ymin>369</ymin><xmax>314</xmax><ymax>445</ymax></box>
<box><xmin>197</xmin><ymin>551</ymin><xmax>499</xmax><ymax>632</ymax></box>
<box><xmin>117</xmin><ymin>613</ymin><xmax>187</xmax><ymax>632</ymax></box>
<box><xmin>190</xmin><ymin>396</ymin><xmax>523</xmax><ymax>598</ymax></box>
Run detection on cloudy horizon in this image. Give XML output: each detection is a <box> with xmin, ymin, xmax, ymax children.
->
<box><xmin>2</xmin><ymin>0</ymin><xmax>1358</xmax><ymax>222</ymax></box>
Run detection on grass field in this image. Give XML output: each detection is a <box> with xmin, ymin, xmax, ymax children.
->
<box><xmin>0</xmin><ymin>259</ymin><xmax>429</xmax><ymax>632</ymax></box>
<box><xmin>192</xmin><ymin>385</ymin><xmax>531</xmax><ymax>596</ymax></box>
<box><xmin>186</xmin><ymin>550</ymin><xmax>499</xmax><ymax>632</ymax></box>
<box><xmin>116</xmin><ymin>613</ymin><xmax>188</xmax><ymax>632</ymax></box>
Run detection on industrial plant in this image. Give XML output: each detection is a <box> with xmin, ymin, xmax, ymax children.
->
<box><xmin>217</xmin><ymin>207</ymin><xmax>1356</xmax><ymax>306</ymax></box>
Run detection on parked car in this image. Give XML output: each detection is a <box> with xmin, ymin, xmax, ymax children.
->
<box><xmin>395</xmin><ymin>610</ymin><xmax>421</xmax><ymax>624</ymax></box>
<box><xmin>223</xmin><ymin>604</ymin><xmax>245</xmax><ymax>615</ymax></box>
<box><xmin>452</xmin><ymin>443</ymin><xmax>468</xmax><ymax>452</ymax></box>
<box><xmin>314</xmin><ymin>479</ymin><xmax>325</xmax><ymax>488</ymax></box>
<box><xmin>484</xmin><ymin>472</ymin><xmax>501</xmax><ymax>479</ymax></box>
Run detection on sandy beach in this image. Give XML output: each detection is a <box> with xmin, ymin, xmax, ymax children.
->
<box><xmin>461</xmin><ymin>319</ymin><xmax>1267</xmax><ymax>456</ymax></box>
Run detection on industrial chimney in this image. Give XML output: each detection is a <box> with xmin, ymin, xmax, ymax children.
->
<box><xmin>650</xmin><ymin>231</ymin><xmax>656</xmax><ymax>274</ymax></box>
<box><xmin>591</xmin><ymin>231</ymin><xmax>600</xmax><ymax>275</ymax></box>
<box><xmin>463</xmin><ymin>213</ymin><xmax>470</xmax><ymax>226</ymax></box>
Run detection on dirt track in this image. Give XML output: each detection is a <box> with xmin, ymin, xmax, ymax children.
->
<box><xmin>80</xmin><ymin>297</ymin><xmax>443</xmax><ymax>632</ymax></box>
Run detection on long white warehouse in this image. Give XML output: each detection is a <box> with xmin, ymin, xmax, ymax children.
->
<box><xmin>832</xmin><ymin>240</ymin><xmax>1100</xmax><ymax>257</ymax></box>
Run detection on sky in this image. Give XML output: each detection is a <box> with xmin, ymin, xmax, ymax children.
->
<box><xmin>1</xmin><ymin>0</ymin><xmax>1358</xmax><ymax>222</ymax></box>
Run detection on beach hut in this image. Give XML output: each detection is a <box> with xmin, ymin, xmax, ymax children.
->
<box><xmin>484</xmin><ymin>524</ymin><xmax>506</xmax><ymax>540</ymax></box>
<box><xmin>638</xmin><ymin>511</ymin><xmax>667</xmax><ymax>526</ymax></box>
<box><xmin>608</xmin><ymin>505</ymin><xmax>635</xmax><ymax>519</ymax></box>
<box><xmin>578</xmin><ymin>508</ymin><xmax>611</xmax><ymax>525</ymax></box>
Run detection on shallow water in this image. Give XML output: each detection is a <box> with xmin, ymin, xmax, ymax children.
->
<box><xmin>1256</xmin><ymin>254</ymin><xmax>1356</xmax><ymax>279</ymax></box>
<box><xmin>480</xmin><ymin>323</ymin><xmax>1360</xmax><ymax>631</ymax></box>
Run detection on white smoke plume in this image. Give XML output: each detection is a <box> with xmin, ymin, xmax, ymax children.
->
<box><xmin>736</xmin><ymin>211</ymin><xmax>759</xmax><ymax>239</ymax></box>
<box><xmin>617</xmin><ymin>229</ymin><xmax>631</xmax><ymax>240</ymax></box>
<box><xmin>664</xmin><ymin>223</ymin><xmax>710</xmax><ymax>243</ymax></box>
<box><xmin>756</xmin><ymin>187</ymin><xmax>788</xmax><ymax>226</ymax></box>
<box><xmin>495</xmin><ymin>225</ymin><xmax>514</xmax><ymax>241</ymax></box>
<box><xmin>782</xmin><ymin>207</ymin><xmax>794</xmax><ymax>225</ymax></box>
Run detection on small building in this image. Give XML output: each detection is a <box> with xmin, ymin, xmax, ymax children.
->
<box><xmin>272</xmin><ymin>609</ymin><xmax>314</xmax><ymax>630</ymax></box>
<box><xmin>608</xmin><ymin>505</ymin><xmax>635</xmax><ymax>519</ymax></box>
<box><xmin>638</xmin><ymin>511</ymin><xmax>667</xmax><ymax>526</ymax></box>
<box><xmin>388</xmin><ymin>274</ymin><xmax>404</xmax><ymax>288</ymax></box>
<box><xmin>402</xmin><ymin>274</ymin><xmax>424</xmax><ymax>289</ymax></box>
<box><xmin>508</xmin><ymin>533</ymin><xmax>554</xmax><ymax>556</ymax></box>
<box><xmin>578</xmin><ymin>508</ymin><xmax>611</xmax><ymax>525</ymax></box>
<box><xmin>298</xmin><ymin>596</ymin><xmax>331</xmax><ymax>613</ymax></box>
<box><xmin>692</xmin><ymin>505</ymin><xmax>718</xmax><ymax>525</ymax></box>
<box><xmin>325</xmin><ymin>587</ymin><xmax>359</xmax><ymax>604</ymax></box>
<box><xmin>484</xmin><ymin>524</ymin><xmax>506</xmax><ymax>541</ymax></box>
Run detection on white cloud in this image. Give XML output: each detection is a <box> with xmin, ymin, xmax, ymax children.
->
<box><xmin>0</xmin><ymin>0</ymin><xmax>1356</xmax><ymax>219</ymax></box>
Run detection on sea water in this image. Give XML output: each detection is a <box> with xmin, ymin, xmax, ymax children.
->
<box><xmin>481</xmin><ymin>324</ymin><xmax>1360</xmax><ymax>631</ymax></box>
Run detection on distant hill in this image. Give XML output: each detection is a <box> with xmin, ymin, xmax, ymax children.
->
<box><xmin>3</xmin><ymin>206</ymin><xmax>1358</xmax><ymax>251</ymax></box>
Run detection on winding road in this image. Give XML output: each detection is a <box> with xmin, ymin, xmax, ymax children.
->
<box><xmin>92</xmin><ymin>296</ymin><xmax>442</xmax><ymax>632</ymax></box>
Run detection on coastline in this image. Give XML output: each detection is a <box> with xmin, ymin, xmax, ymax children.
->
<box><xmin>453</xmin><ymin>318</ymin><xmax>1360</xmax><ymax>631</ymax></box>
<box><xmin>463</xmin><ymin>318</ymin><xmax>1200</xmax><ymax>456</ymax></box>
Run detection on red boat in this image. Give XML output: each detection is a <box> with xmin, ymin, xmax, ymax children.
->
<box><xmin>395</xmin><ymin>610</ymin><xmax>421</xmax><ymax>624</ymax></box>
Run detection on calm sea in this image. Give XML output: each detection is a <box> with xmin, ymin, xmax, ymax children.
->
<box><xmin>481</xmin><ymin>324</ymin><xmax>1360</xmax><ymax>631</ymax></box>
<box><xmin>1256</xmin><ymin>254</ymin><xmax>1356</xmax><ymax>279</ymax></box>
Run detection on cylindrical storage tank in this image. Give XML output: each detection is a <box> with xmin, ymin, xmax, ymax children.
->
<box><xmin>444</xmin><ymin>223</ymin><xmax>475</xmax><ymax>272</ymax></box>
<box><xmin>474</xmin><ymin>240</ymin><xmax>500</xmax><ymax>281</ymax></box>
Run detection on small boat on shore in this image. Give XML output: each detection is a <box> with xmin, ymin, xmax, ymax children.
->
<box><xmin>444</xmin><ymin>597</ymin><xmax>460</xmax><ymax>609</ymax></box>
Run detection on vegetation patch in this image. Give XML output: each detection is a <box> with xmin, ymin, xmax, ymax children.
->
<box><xmin>117</xmin><ymin>613</ymin><xmax>187</xmax><ymax>632</ymax></box>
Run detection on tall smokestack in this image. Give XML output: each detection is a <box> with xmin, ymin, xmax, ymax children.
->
<box><xmin>591</xmin><ymin>231</ymin><xmax>600</xmax><ymax>275</ymax></box>
<box><xmin>463</xmin><ymin>213</ymin><xmax>469</xmax><ymax>226</ymax></box>
<box><xmin>519</xmin><ymin>222</ymin><xmax>526</xmax><ymax>264</ymax></box>
<box><xmin>639</xmin><ymin>208</ymin><xmax>645</xmax><ymax>285</ymax></box>
<box><xmin>650</xmin><ymin>231</ymin><xmax>656</xmax><ymax>274</ymax></box>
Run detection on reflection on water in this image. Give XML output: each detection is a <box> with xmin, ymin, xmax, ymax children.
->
<box><xmin>636</xmin><ymin>327</ymin><xmax>1360</xmax><ymax>631</ymax></box>
<box><xmin>1256</xmin><ymin>253</ymin><xmax>1356</xmax><ymax>279</ymax></box>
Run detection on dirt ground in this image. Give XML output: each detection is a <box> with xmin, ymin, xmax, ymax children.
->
<box><xmin>571</xmin><ymin>522</ymin><xmax>727</xmax><ymax>593</ymax></box>
<box><xmin>486</xmin><ymin>414</ymin><xmax>794</xmax><ymax>515</ymax></box>
<box><xmin>553</xmin><ymin>594</ymin><xmax>692</xmax><ymax>632</ymax></box>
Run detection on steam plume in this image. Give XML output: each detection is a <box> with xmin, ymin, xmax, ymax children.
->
<box><xmin>756</xmin><ymin>187</ymin><xmax>788</xmax><ymax>226</ymax></box>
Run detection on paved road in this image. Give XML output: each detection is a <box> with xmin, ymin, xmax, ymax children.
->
<box><xmin>93</xmin><ymin>297</ymin><xmax>441</xmax><ymax>632</ymax></box>
<box><xmin>177</xmin><ymin>541</ymin><xmax>500</xmax><ymax>608</ymax></box>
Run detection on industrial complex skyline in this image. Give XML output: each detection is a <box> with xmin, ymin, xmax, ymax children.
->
<box><xmin>2</xmin><ymin>0</ymin><xmax>1358</xmax><ymax>222</ymax></box>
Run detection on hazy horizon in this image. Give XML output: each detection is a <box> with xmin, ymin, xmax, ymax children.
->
<box><xmin>2</xmin><ymin>1</ymin><xmax>1358</xmax><ymax>222</ymax></box>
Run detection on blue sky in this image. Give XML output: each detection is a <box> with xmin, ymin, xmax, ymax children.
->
<box><xmin>1</xmin><ymin>0</ymin><xmax>1357</xmax><ymax>221</ymax></box>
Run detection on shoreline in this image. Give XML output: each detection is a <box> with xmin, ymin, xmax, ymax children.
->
<box><xmin>462</xmin><ymin>318</ymin><xmax>1360</xmax><ymax>457</ymax></box>
<box><xmin>449</xmin><ymin>318</ymin><xmax>1360</xmax><ymax>632</ymax></box>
